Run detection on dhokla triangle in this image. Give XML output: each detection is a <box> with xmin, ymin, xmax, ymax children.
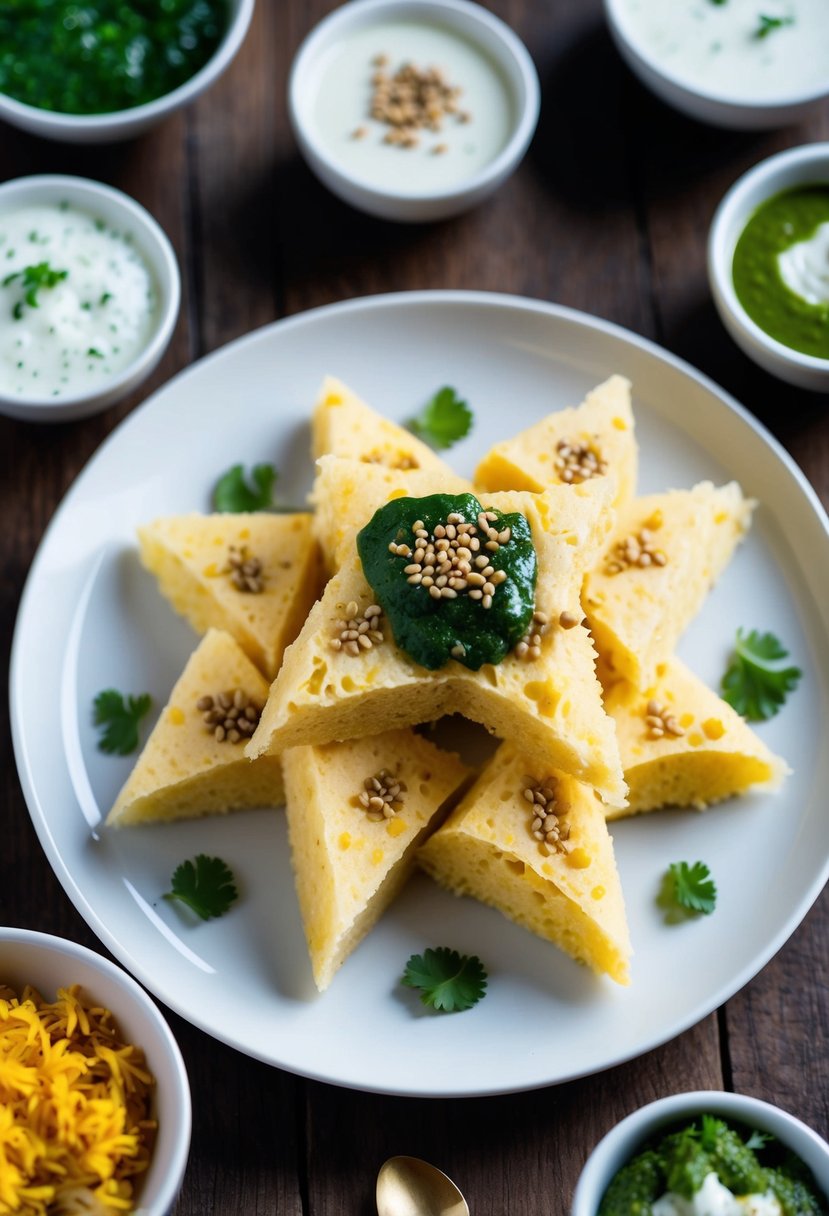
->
<box><xmin>582</xmin><ymin>481</ymin><xmax>754</xmax><ymax>688</ymax></box>
<box><xmin>138</xmin><ymin>511</ymin><xmax>323</xmax><ymax>679</ymax></box>
<box><xmin>312</xmin><ymin>375</ymin><xmax>458</xmax><ymax>474</ymax></box>
<box><xmin>282</xmin><ymin>729</ymin><xmax>471</xmax><ymax>990</ymax></box>
<box><xmin>107</xmin><ymin>628</ymin><xmax>283</xmax><ymax>827</ymax></box>
<box><xmin>311</xmin><ymin>453</ymin><xmax>474</xmax><ymax>572</ymax></box>
<box><xmin>248</xmin><ymin>480</ymin><xmax>628</xmax><ymax>807</ymax></box>
<box><xmin>474</xmin><ymin>374</ymin><xmax>638</xmax><ymax>509</ymax></box>
<box><xmin>603</xmin><ymin>656</ymin><xmax>789</xmax><ymax>819</ymax></box>
<box><xmin>417</xmin><ymin>742</ymin><xmax>632</xmax><ymax>985</ymax></box>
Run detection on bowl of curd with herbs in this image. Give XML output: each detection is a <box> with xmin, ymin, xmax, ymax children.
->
<box><xmin>603</xmin><ymin>0</ymin><xmax>829</xmax><ymax>129</ymax></box>
<box><xmin>288</xmin><ymin>0</ymin><xmax>540</xmax><ymax>222</ymax></box>
<box><xmin>0</xmin><ymin>175</ymin><xmax>180</xmax><ymax>422</ymax></box>
<box><xmin>708</xmin><ymin>144</ymin><xmax>829</xmax><ymax>392</ymax></box>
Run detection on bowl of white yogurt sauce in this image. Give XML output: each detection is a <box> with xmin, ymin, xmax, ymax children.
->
<box><xmin>603</xmin><ymin>0</ymin><xmax>829</xmax><ymax>129</ymax></box>
<box><xmin>708</xmin><ymin>143</ymin><xmax>829</xmax><ymax>391</ymax></box>
<box><xmin>0</xmin><ymin>175</ymin><xmax>180</xmax><ymax>422</ymax></box>
<box><xmin>288</xmin><ymin>0</ymin><xmax>540</xmax><ymax>222</ymax></box>
<box><xmin>572</xmin><ymin>1091</ymin><xmax>829</xmax><ymax>1216</ymax></box>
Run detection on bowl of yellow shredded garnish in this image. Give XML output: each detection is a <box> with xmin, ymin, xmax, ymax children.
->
<box><xmin>0</xmin><ymin>928</ymin><xmax>191</xmax><ymax>1216</ymax></box>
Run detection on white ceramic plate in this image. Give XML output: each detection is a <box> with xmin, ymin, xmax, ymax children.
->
<box><xmin>11</xmin><ymin>292</ymin><xmax>829</xmax><ymax>1097</ymax></box>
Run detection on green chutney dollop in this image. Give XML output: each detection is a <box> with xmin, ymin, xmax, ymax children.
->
<box><xmin>0</xmin><ymin>0</ymin><xmax>229</xmax><ymax>115</ymax></box>
<box><xmin>356</xmin><ymin>492</ymin><xmax>537</xmax><ymax>672</ymax></box>
<box><xmin>733</xmin><ymin>185</ymin><xmax>829</xmax><ymax>360</ymax></box>
<box><xmin>599</xmin><ymin>1114</ymin><xmax>827</xmax><ymax>1216</ymax></box>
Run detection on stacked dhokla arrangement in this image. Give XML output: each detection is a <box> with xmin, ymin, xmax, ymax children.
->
<box><xmin>107</xmin><ymin>374</ymin><xmax>788</xmax><ymax>992</ymax></box>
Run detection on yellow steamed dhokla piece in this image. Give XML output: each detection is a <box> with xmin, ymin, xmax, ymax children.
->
<box><xmin>418</xmin><ymin>742</ymin><xmax>631</xmax><ymax>985</ymax></box>
<box><xmin>107</xmin><ymin>629</ymin><xmax>283</xmax><ymax>827</ymax></box>
<box><xmin>311</xmin><ymin>454</ymin><xmax>474</xmax><ymax>573</ymax></box>
<box><xmin>249</xmin><ymin>481</ymin><xmax>628</xmax><ymax>807</ymax></box>
<box><xmin>312</xmin><ymin>375</ymin><xmax>457</xmax><ymax>475</ymax></box>
<box><xmin>474</xmin><ymin>375</ymin><xmax>637</xmax><ymax>508</ymax></box>
<box><xmin>603</xmin><ymin>656</ymin><xmax>789</xmax><ymax>820</ymax></box>
<box><xmin>582</xmin><ymin>481</ymin><xmax>754</xmax><ymax>689</ymax></box>
<box><xmin>282</xmin><ymin>730</ymin><xmax>471</xmax><ymax>990</ymax></box>
<box><xmin>138</xmin><ymin>511</ymin><xmax>322</xmax><ymax>680</ymax></box>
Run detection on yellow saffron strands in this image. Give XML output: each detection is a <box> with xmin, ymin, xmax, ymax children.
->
<box><xmin>0</xmin><ymin>984</ymin><xmax>156</xmax><ymax>1215</ymax></box>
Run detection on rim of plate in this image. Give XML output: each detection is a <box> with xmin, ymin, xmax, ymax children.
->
<box><xmin>10</xmin><ymin>290</ymin><xmax>829</xmax><ymax>1096</ymax></box>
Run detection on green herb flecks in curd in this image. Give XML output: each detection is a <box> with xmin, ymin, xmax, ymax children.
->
<box><xmin>0</xmin><ymin>0</ymin><xmax>228</xmax><ymax>115</ymax></box>
<box><xmin>0</xmin><ymin>203</ymin><xmax>158</xmax><ymax>400</ymax></box>
<box><xmin>357</xmin><ymin>493</ymin><xmax>537</xmax><ymax>672</ymax></box>
<box><xmin>733</xmin><ymin>186</ymin><xmax>829</xmax><ymax>360</ymax></box>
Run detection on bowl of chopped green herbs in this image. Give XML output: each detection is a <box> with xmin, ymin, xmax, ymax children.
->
<box><xmin>0</xmin><ymin>0</ymin><xmax>254</xmax><ymax>143</ymax></box>
<box><xmin>572</xmin><ymin>1091</ymin><xmax>829</xmax><ymax>1216</ymax></box>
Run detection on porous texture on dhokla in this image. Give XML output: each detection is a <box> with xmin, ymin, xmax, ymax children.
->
<box><xmin>311</xmin><ymin>454</ymin><xmax>474</xmax><ymax>572</ymax></box>
<box><xmin>418</xmin><ymin>742</ymin><xmax>631</xmax><ymax>985</ymax></box>
<box><xmin>603</xmin><ymin>656</ymin><xmax>789</xmax><ymax>819</ymax></box>
<box><xmin>249</xmin><ymin>482</ymin><xmax>628</xmax><ymax>807</ymax></box>
<box><xmin>474</xmin><ymin>375</ymin><xmax>637</xmax><ymax>508</ymax></box>
<box><xmin>311</xmin><ymin>375</ymin><xmax>457</xmax><ymax>475</ymax></box>
<box><xmin>582</xmin><ymin>481</ymin><xmax>754</xmax><ymax>688</ymax></box>
<box><xmin>282</xmin><ymin>730</ymin><xmax>471</xmax><ymax>990</ymax></box>
<box><xmin>107</xmin><ymin>629</ymin><xmax>283</xmax><ymax>827</ymax></box>
<box><xmin>137</xmin><ymin>511</ymin><xmax>322</xmax><ymax>679</ymax></box>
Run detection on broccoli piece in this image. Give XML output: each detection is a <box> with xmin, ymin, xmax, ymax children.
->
<box><xmin>700</xmin><ymin>1116</ymin><xmax>767</xmax><ymax>1194</ymax></box>
<box><xmin>662</xmin><ymin>1126</ymin><xmax>713</xmax><ymax>1200</ymax></box>
<box><xmin>598</xmin><ymin>1149</ymin><xmax>663</xmax><ymax>1216</ymax></box>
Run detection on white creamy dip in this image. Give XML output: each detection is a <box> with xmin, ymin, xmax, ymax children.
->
<box><xmin>652</xmin><ymin>1172</ymin><xmax>782</xmax><ymax>1216</ymax></box>
<box><xmin>778</xmin><ymin>220</ymin><xmax>829</xmax><ymax>306</ymax></box>
<box><xmin>310</xmin><ymin>19</ymin><xmax>515</xmax><ymax>193</ymax></box>
<box><xmin>613</xmin><ymin>0</ymin><xmax>829</xmax><ymax>101</ymax></box>
<box><xmin>0</xmin><ymin>202</ymin><xmax>157</xmax><ymax>400</ymax></box>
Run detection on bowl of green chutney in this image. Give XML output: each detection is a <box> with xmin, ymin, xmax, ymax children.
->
<box><xmin>708</xmin><ymin>143</ymin><xmax>829</xmax><ymax>392</ymax></box>
<box><xmin>0</xmin><ymin>0</ymin><xmax>254</xmax><ymax>143</ymax></box>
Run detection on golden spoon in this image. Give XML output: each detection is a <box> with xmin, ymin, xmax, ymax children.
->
<box><xmin>376</xmin><ymin>1156</ymin><xmax>469</xmax><ymax>1216</ymax></box>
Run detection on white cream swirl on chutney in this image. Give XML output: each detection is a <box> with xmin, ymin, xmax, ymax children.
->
<box><xmin>652</xmin><ymin>1172</ymin><xmax>782</xmax><ymax>1216</ymax></box>
<box><xmin>0</xmin><ymin>203</ymin><xmax>157</xmax><ymax>400</ymax></box>
<box><xmin>777</xmin><ymin>221</ymin><xmax>829</xmax><ymax>307</ymax></box>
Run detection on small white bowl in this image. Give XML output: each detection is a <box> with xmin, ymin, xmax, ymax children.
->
<box><xmin>603</xmin><ymin>0</ymin><xmax>829</xmax><ymax>129</ymax></box>
<box><xmin>572</xmin><ymin>1090</ymin><xmax>829</xmax><ymax>1216</ymax></box>
<box><xmin>0</xmin><ymin>175</ymin><xmax>180</xmax><ymax>422</ymax></box>
<box><xmin>708</xmin><ymin>143</ymin><xmax>829</xmax><ymax>393</ymax></box>
<box><xmin>0</xmin><ymin>0</ymin><xmax>254</xmax><ymax>144</ymax></box>
<box><xmin>288</xmin><ymin>0</ymin><xmax>540</xmax><ymax>223</ymax></box>
<box><xmin>0</xmin><ymin>927</ymin><xmax>191</xmax><ymax>1216</ymax></box>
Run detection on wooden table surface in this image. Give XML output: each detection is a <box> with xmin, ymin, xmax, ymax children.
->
<box><xmin>2</xmin><ymin>2</ymin><xmax>828</xmax><ymax>1213</ymax></box>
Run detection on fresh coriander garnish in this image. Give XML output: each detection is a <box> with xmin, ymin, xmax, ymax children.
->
<box><xmin>401</xmin><ymin>946</ymin><xmax>487</xmax><ymax>1012</ymax></box>
<box><xmin>408</xmin><ymin>386</ymin><xmax>473</xmax><ymax>450</ymax></box>
<box><xmin>212</xmin><ymin>462</ymin><xmax>277</xmax><ymax>512</ymax></box>
<box><xmin>662</xmin><ymin>861</ymin><xmax>718</xmax><ymax>917</ymax></box>
<box><xmin>3</xmin><ymin>261</ymin><xmax>68</xmax><ymax>318</ymax></box>
<box><xmin>87</xmin><ymin>347</ymin><xmax>104</xmax><ymax>358</ymax></box>
<box><xmin>754</xmin><ymin>13</ymin><xmax>793</xmax><ymax>37</ymax></box>
<box><xmin>93</xmin><ymin>689</ymin><xmax>152</xmax><ymax>756</ymax></box>
<box><xmin>163</xmin><ymin>855</ymin><xmax>238</xmax><ymax>921</ymax></box>
<box><xmin>745</xmin><ymin>1128</ymin><xmax>774</xmax><ymax>1151</ymax></box>
<box><xmin>720</xmin><ymin>628</ymin><xmax>802</xmax><ymax>721</ymax></box>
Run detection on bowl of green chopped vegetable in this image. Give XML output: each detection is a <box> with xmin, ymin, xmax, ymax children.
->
<box><xmin>0</xmin><ymin>0</ymin><xmax>255</xmax><ymax>143</ymax></box>
<box><xmin>572</xmin><ymin>1091</ymin><xmax>829</xmax><ymax>1216</ymax></box>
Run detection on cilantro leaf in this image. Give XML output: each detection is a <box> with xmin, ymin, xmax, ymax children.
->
<box><xmin>755</xmin><ymin>14</ymin><xmax>793</xmax><ymax>37</ymax></box>
<box><xmin>3</xmin><ymin>261</ymin><xmax>68</xmax><ymax>317</ymax></box>
<box><xmin>667</xmin><ymin>861</ymin><xmax>718</xmax><ymax>916</ymax></box>
<box><xmin>401</xmin><ymin>946</ymin><xmax>487</xmax><ymax>1012</ymax></box>
<box><xmin>163</xmin><ymin>855</ymin><xmax>238</xmax><ymax>921</ymax></box>
<box><xmin>745</xmin><ymin>1129</ymin><xmax>774</xmax><ymax>1151</ymax></box>
<box><xmin>408</xmin><ymin>387</ymin><xmax>473</xmax><ymax>450</ymax></box>
<box><xmin>93</xmin><ymin>689</ymin><xmax>152</xmax><ymax>756</ymax></box>
<box><xmin>213</xmin><ymin>463</ymin><xmax>277</xmax><ymax>512</ymax></box>
<box><xmin>721</xmin><ymin>628</ymin><xmax>802</xmax><ymax>721</ymax></box>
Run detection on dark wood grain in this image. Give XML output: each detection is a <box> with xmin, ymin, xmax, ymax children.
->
<box><xmin>1</xmin><ymin>2</ymin><xmax>827</xmax><ymax>1213</ymax></box>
